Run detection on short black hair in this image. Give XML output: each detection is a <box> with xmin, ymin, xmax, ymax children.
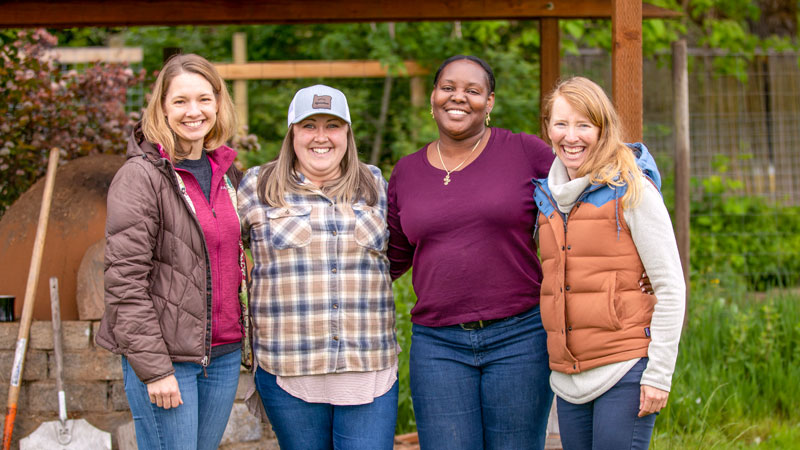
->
<box><xmin>433</xmin><ymin>55</ymin><xmax>495</xmax><ymax>93</ymax></box>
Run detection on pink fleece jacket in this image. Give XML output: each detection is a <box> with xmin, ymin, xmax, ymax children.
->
<box><xmin>171</xmin><ymin>145</ymin><xmax>243</xmax><ymax>347</ymax></box>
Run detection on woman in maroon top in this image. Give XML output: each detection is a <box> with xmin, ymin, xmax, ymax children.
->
<box><xmin>387</xmin><ymin>55</ymin><xmax>555</xmax><ymax>449</ymax></box>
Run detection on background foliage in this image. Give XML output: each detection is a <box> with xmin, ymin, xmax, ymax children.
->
<box><xmin>0</xmin><ymin>29</ymin><xmax>144</xmax><ymax>216</ymax></box>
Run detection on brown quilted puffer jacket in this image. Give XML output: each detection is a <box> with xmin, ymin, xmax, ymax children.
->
<box><xmin>95</xmin><ymin>125</ymin><xmax>241</xmax><ymax>383</ymax></box>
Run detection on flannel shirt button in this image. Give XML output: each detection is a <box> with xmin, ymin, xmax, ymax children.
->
<box><xmin>565</xmin><ymin>285</ymin><xmax>571</xmax><ymax>291</ymax></box>
<box><xmin>333</xmin><ymin>335</ymin><xmax>339</xmax><ymax>341</ymax></box>
<box><xmin>331</xmin><ymin>267</ymin><xmax>337</xmax><ymax>273</ymax></box>
<box><xmin>332</xmin><ymin>230</ymin><xmax>337</xmax><ymax>236</ymax></box>
<box><xmin>332</xmin><ymin>304</ymin><xmax>339</xmax><ymax>309</ymax></box>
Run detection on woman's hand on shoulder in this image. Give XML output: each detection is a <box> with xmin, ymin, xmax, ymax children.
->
<box><xmin>638</xmin><ymin>384</ymin><xmax>669</xmax><ymax>417</ymax></box>
<box><xmin>146</xmin><ymin>374</ymin><xmax>183</xmax><ymax>410</ymax></box>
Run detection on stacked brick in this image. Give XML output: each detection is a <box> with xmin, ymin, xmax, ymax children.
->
<box><xmin>0</xmin><ymin>320</ymin><xmax>277</xmax><ymax>449</ymax></box>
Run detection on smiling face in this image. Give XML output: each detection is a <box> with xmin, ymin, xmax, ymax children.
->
<box><xmin>548</xmin><ymin>95</ymin><xmax>600</xmax><ymax>179</ymax></box>
<box><xmin>431</xmin><ymin>59</ymin><xmax>494</xmax><ymax>140</ymax></box>
<box><xmin>292</xmin><ymin>114</ymin><xmax>349</xmax><ymax>186</ymax></box>
<box><xmin>162</xmin><ymin>72</ymin><xmax>218</xmax><ymax>156</ymax></box>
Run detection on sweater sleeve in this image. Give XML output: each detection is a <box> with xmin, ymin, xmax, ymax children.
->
<box><xmin>104</xmin><ymin>162</ymin><xmax>173</xmax><ymax>384</ymax></box>
<box><xmin>387</xmin><ymin>160</ymin><xmax>414</xmax><ymax>280</ymax></box>
<box><xmin>624</xmin><ymin>181</ymin><xmax>686</xmax><ymax>392</ymax></box>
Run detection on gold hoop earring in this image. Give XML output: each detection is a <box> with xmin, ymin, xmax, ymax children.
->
<box><xmin>485</xmin><ymin>113</ymin><xmax>491</xmax><ymax>127</ymax></box>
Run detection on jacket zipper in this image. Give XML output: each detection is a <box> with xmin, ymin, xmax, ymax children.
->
<box><xmin>163</xmin><ymin>160</ymin><xmax>214</xmax><ymax>373</ymax></box>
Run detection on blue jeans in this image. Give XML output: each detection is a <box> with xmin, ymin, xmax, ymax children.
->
<box><xmin>410</xmin><ymin>306</ymin><xmax>553</xmax><ymax>450</ymax></box>
<box><xmin>254</xmin><ymin>367</ymin><xmax>399</xmax><ymax>450</ymax></box>
<box><xmin>556</xmin><ymin>358</ymin><xmax>657</xmax><ymax>450</ymax></box>
<box><xmin>122</xmin><ymin>349</ymin><xmax>241</xmax><ymax>450</ymax></box>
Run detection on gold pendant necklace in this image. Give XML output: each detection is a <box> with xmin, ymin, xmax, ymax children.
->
<box><xmin>436</xmin><ymin>132</ymin><xmax>484</xmax><ymax>186</ymax></box>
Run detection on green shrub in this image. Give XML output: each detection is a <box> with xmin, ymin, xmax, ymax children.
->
<box><xmin>689</xmin><ymin>155</ymin><xmax>800</xmax><ymax>291</ymax></box>
<box><xmin>0</xmin><ymin>29</ymin><xmax>145</xmax><ymax>216</ymax></box>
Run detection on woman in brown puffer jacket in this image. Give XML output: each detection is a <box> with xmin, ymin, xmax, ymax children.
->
<box><xmin>96</xmin><ymin>54</ymin><xmax>246</xmax><ymax>450</ymax></box>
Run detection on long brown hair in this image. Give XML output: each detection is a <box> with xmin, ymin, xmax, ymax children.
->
<box><xmin>541</xmin><ymin>76</ymin><xmax>643</xmax><ymax>208</ymax></box>
<box><xmin>141</xmin><ymin>53</ymin><xmax>237</xmax><ymax>162</ymax></box>
<box><xmin>256</xmin><ymin>123</ymin><xmax>379</xmax><ymax>207</ymax></box>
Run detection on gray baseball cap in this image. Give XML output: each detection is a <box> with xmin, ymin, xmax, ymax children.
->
<box><xmin>287</xmin><ymin>84</ymin><xmax>351</xmax><ymax>127</ymax></box>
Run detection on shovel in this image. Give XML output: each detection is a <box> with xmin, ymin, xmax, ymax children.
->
<box><xmin>19</xmin><ymin>278</ymin><xmax>111</xmax><ymax>449</ymax></box>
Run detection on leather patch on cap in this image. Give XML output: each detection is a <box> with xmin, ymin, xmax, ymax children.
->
<box><xmin>312</xmin><ymin>95</ymin><xmax>332</xmax><ymax>110</ymax></box>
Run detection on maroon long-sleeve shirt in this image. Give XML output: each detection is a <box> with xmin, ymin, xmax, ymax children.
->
<box><xmin>388</xmin><ymin>127</ymin><xmax>555</xmax><ymax>327</ymax></box>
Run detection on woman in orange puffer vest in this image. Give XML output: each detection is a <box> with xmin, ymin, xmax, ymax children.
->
<box><xmin>533</xmin><ymin>77</ymin><xmax>685</xmax><ymax>450</ymax></box>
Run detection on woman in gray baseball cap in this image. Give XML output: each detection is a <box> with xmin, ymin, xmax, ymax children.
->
<box><xmin>238</xmin><ymin>84</ymin><xmax>399</xmax><ymax>450</ymax></box>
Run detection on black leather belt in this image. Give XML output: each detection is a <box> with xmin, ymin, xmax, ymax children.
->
<box><xmin>458</xmin><ymin>318</ymin><xmax>506</xmax><ymax>330</ymax></box>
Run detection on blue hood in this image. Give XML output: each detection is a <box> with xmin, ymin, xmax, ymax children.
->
<box><xmin>627</xmin><ymin>142</ymin><xmax>661</xmax><ymax>191</ymax></box>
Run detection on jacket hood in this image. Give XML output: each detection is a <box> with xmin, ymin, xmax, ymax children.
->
<box><xmin>627</xmin><ymin>142</ymin><xmax>661</xmax><ymax>191</ymax></box>
<box><xmin>126</xmin><ymin>122</ymin><xmax>161</xmax><ymax>162</ymax></box>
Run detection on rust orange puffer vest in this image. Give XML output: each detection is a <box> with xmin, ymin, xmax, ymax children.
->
<box><xmin>533</xmin><ymin>177</ymin><xmax>656</xmax><ymax>374</ymax></box>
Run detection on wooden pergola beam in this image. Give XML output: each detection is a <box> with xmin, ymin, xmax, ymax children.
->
<box><xmin>0</xmin><ymin>1</ymin><xmax>680</xmax><ymax>28</ymax></box>
<box><xmin>215</xmin><ymin>60</ymin><xmax>429</xmax><ymax>80</ymax></box>
<box><xmin>612</xmin><ymin>0</ymin><xmax>643</xmax><ymax>141</ymax></box>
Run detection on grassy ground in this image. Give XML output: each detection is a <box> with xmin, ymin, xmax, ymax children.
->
<box><xmin>392</xmin><ymin>274</ymin><xmax>800</xmax><ymax>447</ymax></box>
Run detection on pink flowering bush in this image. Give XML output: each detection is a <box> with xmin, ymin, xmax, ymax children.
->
<box><xmin>0</xmin><ymin>29</ymin><xmax>145</xmax><ymax>216</ymax></box>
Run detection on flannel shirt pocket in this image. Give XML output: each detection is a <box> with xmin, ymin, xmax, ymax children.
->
<box><xmin>265</xmin><ymin>205</ymin><xmax>313</xmax><ymax>249</ymax></box>
<box><xmin>352</xmin><ymin>204</ymin><xmax>388</xmax><ymax>252</ymax></box>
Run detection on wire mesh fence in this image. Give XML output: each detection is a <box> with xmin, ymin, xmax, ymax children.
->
<box><xmin>563</xmin><ymin>49</ymin><xmax>800</xmax><ymax>291</ymax></box>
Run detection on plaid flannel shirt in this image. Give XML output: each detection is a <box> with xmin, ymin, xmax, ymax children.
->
<box><xmin>238</xmin><ymin>164</ymin><xmax>397</xmax><ymax>376</ymax></box>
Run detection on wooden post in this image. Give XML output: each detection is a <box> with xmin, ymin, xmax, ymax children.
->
<box><xmin>162</xmin><ymin>47</ymin><xmax>182</xmax><ymax>63</ymax></box>
<box><xmin>233</xmin><ymin>32</ymin><xmax>248</xmax><ymax>135</ymax></box>
<box><xmin>410</xmin><ymin>76</ymin><xmax>425</xmax><ymax>108</ymax></box>
<box><xmin>539</xmin><ymin>17</ymin><xmax>560</xmax><ymax>133</ymax></box>
<box><xmin>611</xmin><ymin>0</ymin><xmax>642</xmax><ymax>141</ymax></box>
<box><xmin>672</xmin><ymin>39</ymin><xmax>690</xmax><ymax>315</ymax></box>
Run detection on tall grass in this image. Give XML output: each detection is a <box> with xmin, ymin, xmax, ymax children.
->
<box><xmin>393</xmin><ymin>274</ymin><xmax>800</xmax><ymax>445</ymax></box>
<box><xmin>653</xmin><ymin>280</ymin><xmax>800</xmax><ymax>448</ymax></box>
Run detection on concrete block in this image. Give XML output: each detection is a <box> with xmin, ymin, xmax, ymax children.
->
<box><xmin>30</xmin><ymin>320</ymin><xmax>92</xmax><ymax>350</ymax></box>
<box><xmin>220</xmin><ymin>402</ymin><xmax>262</xmax><ymax>445</ymax></box>
<box><xmin>110</xmin><ymin>381</ymin><xmax>130</xmax><ymax>411</ymax></box>
<box><xmin>22</xmin><ymin>380</ymin><xmax>110</xmax><ymax>413</ymax></box>
<box><xmin>0</xmin><ymin>349</ymin><xmax>48</xmax><ymax>380</ymax></box>
<box><xmin>0</xmin><ymin>323</ymin><xmax>20</xmax><ymax>350</ymax></box>
<box><xmin>91</xmin><ymin>321</ymin><xmax>101</xmax><ymax>346</ymax></box>
<box><xmin>55</xmin><ymin>348</ymin><xmax>122</xmax><ymax>381</ymax></box>
<box><xmin>115</xmin><ymin>420</ymin><xmax>137</xmax><ymax>450</ymax></box>
<box><xmin>235</xmin><ymin>372</ymin><xmax>253</xmax><ymax>401</ymax></box>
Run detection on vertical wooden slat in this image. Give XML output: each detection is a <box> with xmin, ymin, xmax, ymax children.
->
<box><xmin>672</xmin><ymin>40</ymin><xmax>690</xmax><ymax>314</ymax></box>
<box><xmin>611</xmin><ymin>0</ymin><xmax>642</xmax><ymax>141</ymax></box>
<box><xmin>232</xmin><ymin>32</ymin><xmax>248</xmax><ymax>134</ymax></box>
<box><xmin>540</xmin><ymin>17</ymin><xmax>560</xmax><ymax>133</ymax></box>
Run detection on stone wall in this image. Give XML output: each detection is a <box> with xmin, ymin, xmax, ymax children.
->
<box><xmin>0</xmin><ymin>320</ymin><xmax>277</xmax><ymax>449</ymax></box>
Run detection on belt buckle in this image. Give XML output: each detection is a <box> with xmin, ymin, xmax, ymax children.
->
<box><xmin>458</xmin><ymin>320</ymin><xmax>484</xmax><ymax>330</ymax></box>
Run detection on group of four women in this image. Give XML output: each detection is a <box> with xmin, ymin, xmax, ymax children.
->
<box><xmin>99</xmin><ymin>52</ymin><xmax>684</xmax><ymax>450</ymax></box>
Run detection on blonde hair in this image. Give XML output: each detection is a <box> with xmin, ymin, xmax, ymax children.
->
<box><xmin>141</xmin><ymin>53</ymin><xmax>237</xmax><ymax>162</ymax></box>
<box><xmin>542</xmin><ymin>76</ymin><xmax>643</xmax><ymax>208</ymax></box>
<box><xmin>256</xmin><ymin>123</ymin><xmax>379</xmax><ymax>207</ymax></box>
